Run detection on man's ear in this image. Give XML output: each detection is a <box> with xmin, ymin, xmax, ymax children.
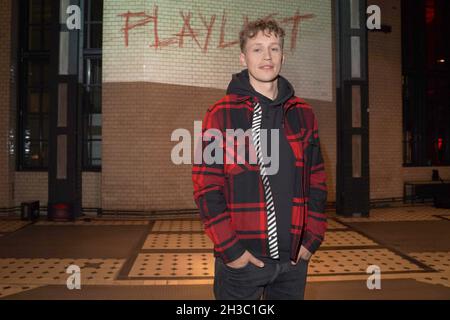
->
<box><xmin>240</xmin><ymin>52</ymin><xmax>247</xmax><ymax>67</ymax></box>
<box><xmin>282</xmin><ymin>54</ymin><xmax>286</xmax><ymax>65</ymax></box>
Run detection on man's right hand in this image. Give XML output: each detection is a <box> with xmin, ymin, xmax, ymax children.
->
<box><xmin>226</xmin><ymin>250</ymin><xmax>265</xmax><ymax>269</ymax></box>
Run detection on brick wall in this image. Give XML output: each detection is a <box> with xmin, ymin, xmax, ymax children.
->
<box><xmin>14</xmin><ymin>173</ymin><xmax>48</xmax><ymax>207</ymax></box>
<box><xmin>103</xmin><ymin>0</ymin><xmax>333</xmax><ymax>100</ymax></box>
<box><xmin>102</xmin><ymin>0</ymin><xmax>334</xmax><ymax>210</ymax></box>
<box><xmin>0</xmin><ymin>0</ymin><xmax>13</xmax><ymax>209</ymax></box>
<box><xmin>368</xmin><ymin>0</ymin><xmax>403</xmax><ymax>199</ymax></box>
<box><xmin>13</xmin><ymin>172</ymin><xmax>101</xmax><ymax>209</ymax></box>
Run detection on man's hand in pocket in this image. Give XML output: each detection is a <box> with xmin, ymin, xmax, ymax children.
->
<box><xmin>291</xmin><ymin>246</ymin><xmax>312</xmax><ymax>265</ymax></box>
<box><xmin>226</xmin><ymin>250</ymin><xmax>265</xmax><ymax>269</ymax></box>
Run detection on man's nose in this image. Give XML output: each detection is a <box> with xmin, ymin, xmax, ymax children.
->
<box><xmin>263</xmin><ymin>48</ymin><xmax>272</xmax><ymax>60</ymax></box>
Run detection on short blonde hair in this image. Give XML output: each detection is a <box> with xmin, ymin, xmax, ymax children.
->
<box><xmin>239</xmin><ymin>18</ymin><xmax>285</xmax><ymax>52</ymax></box>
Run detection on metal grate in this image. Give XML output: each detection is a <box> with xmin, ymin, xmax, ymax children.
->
<box><xmin>129</xmin><ymin>253</ymin><xmax>214</xmax><ymax>278</ymax></box>
<box><xmin>143</xmin><ymin>233</ymin><xmax>213</xmax><ymax>250</ymax></box>
<box><xmin>308</xmin><ymin>249</ymin><xmax>425</xmax><ymax>275</ymax></box>
<box><xmin>322</xmin><ymin>231</ymin><xmax>377</xmax><ymax>247</ymax></box>
<box><xmin>327</xmin><ymin>219</ymin><xmax>348</xmax><ymax>230</ymax></box>
<box><xmin>410</xmin><ymin>252</ymin><xmax>450</xmax><ymax>288</ymax></box>
<box><xmin>0</xmin><ymin>258</ymin><xmax>125</xmax><ymax>285</ymax></box>
<box><xmin>151</xmin><ymin>220</ymin><xmax>204</xmax><ymax>232</ymax></box>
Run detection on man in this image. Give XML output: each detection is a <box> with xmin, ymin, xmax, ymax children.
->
<box><xmin>192</xmin><ymin>19</ymin><xmax>327</xmax><ymax>300</ymax></box>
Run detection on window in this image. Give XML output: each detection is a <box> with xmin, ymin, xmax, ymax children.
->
<box><xmin>18</xmin><ymin>0</ymin><xmax>52</xmax><ymax>170</ymax></box>
<box><xmin>402</xmin><ymin>0</ymin><xmax>450</xmax><ymax>166</ymax></box>
<box><xmin>18</xmin><ymin>0</ymin><xmax>103</xmax><ymax>170</ymax></box>
<box><xmin>82</xmin><ymin>0</ymin><xmax>102</xmax><ymax>170</ymax></box>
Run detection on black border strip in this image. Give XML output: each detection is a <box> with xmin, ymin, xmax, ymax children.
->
<box><xmin>116</xmin><ymin>221</ymin><xmax>155</xmax><ymax>280</ymax></box>
<box><xmin>434</xmin><ymin>215</ymin><xmax>450</xmax><ymax>221</ymax></box>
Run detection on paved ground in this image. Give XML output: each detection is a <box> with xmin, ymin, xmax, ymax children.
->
<box><xmin>0</xmin><ymin>205</ymin><xmax>449</xmax><ymax>300</ymax></box>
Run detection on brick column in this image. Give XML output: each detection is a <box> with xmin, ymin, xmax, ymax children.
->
<box><xmin>0</xmin><ymin>0</ymin><xmax>14</xmax><ymax>210</ymax></box>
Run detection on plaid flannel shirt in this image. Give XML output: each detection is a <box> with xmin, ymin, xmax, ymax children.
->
<box><xmin>192</xmin><ymin>94</ymin><xmax>327</xmax><ymax>263</ymax></box>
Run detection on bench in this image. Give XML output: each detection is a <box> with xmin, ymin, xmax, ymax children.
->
<box><xmin>404</xmin><ymin>180</ymin><xmax>450</xmax><ymax>205</ymax></box>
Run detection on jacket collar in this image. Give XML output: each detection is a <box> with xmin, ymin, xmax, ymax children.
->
<box><xmin>227</xmin><ymin>94</ymin><xmax>306</xmax><ymax>111</ymax></box>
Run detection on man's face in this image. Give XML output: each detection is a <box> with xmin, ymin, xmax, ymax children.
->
<box><xmin>240</xmin><ymin>30</ymin><xmax>285</xmax><ymax>84</ymax></box>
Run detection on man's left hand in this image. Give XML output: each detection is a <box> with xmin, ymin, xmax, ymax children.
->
<box><xmin>291</xmin><ymin>245</ymin><xmax>312</xmax><ymax>265</ymax></box>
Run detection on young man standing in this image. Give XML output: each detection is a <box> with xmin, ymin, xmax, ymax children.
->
<box><xmin>192</xmin><ymin>19</ymin><xmax>328</xmax><ymax>300</ymax></box>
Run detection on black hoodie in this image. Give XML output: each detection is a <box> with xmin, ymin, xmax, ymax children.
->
<box><xmin>226</xmin><ymin>69</ymin><xmax>296</xmax><ymax>263</ymax></box>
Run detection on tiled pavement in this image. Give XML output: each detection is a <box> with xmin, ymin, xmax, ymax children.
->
<box><xmin>0</xmin><ymin>206</ymin><xmax>450</xmax><ymax>299</ymax></box>
<box><xmin>0</xmin><ymin>219</ymin><xmax>31</xmax><ymax>234</ymax></box>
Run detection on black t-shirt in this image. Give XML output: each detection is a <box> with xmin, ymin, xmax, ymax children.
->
<box><xmin>257</xmin><ymin>93</ymin><xmax>296</xmax><ymax>263</ymax></box>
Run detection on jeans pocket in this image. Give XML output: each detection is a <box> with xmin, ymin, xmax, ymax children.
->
<box><xmin>219</xmin><ymin>258</ymin><xmax>253</xmax><ymax>273</ymax></box>
<box><xmin>291</xmin><ymin>258</ymin><xmax>310</xmax><ymax>269</ymax></box>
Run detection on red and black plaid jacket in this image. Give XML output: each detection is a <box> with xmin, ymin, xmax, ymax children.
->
<box><xmin>192</xmin><ymin>94</ymin><xmax>327</xmax><ymax>263</ymax></box>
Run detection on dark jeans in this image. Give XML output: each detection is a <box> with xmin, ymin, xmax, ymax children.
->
<box><xmin>213</xmin><ymin>256</ymin><xmax>309</xmax><ymax>300</ymax></box>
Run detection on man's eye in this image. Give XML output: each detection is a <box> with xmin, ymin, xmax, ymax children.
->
<box><xmin>272</xmin><ymin>48</ymin><xmax>280</xmax><ymax>51</ymax></box>
<box><xmin>253</xmin><ymin>49</ymin><xmax>261</xmax><ymax>52</ymax></box>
